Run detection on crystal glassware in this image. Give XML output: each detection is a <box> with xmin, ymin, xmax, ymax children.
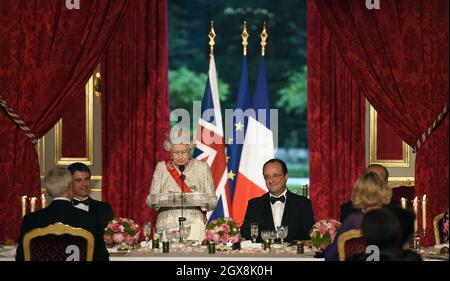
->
<box><xmin>250</xmin><ymin>223</ymin><xmax>259</xmax><ymax>243</ymax></box>
<box><xmin>179</xmin><ymin>226</ymin><xmax>191</xmax><ymax>244</ymax></box>
<box><xmin>261</xmin><ymin>230</ymin><xmax>270</xmax><ymax>242</ymax></box>
<box><xmin>269</xmin><ymin>230</ymin><xmax>277</xmax><ymax>244</ymax></box>
<box><xmin>143</xmin><ymin>222</ymin><xmax>152</xmax><ymax>245</ymax></box>
<box><xmin>277</xmin><ymin>225</ymin><xmax>288</xmax><ymax>248</ymax></box>
<box><xmin>261</xmin><ymin>230</ymin><xmax>271</xmax><ymax>250</ymax></box>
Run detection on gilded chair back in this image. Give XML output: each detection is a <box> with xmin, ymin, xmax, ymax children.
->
<box><xmin>23</xmin><ymin>222</ymin><xmax>94</xmax><ymax>261</ymax></box>
<box><xmin>433</xmin><ymin>212</ymin><xmax>445</xmax><ymax>245</ymax></box>
<box><xmin>337</xmin><ymin>229</ymin><xmax>365</xmax><ymax>261</ymax></box>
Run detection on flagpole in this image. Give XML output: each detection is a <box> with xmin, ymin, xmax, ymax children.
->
<box><xmin>260</xmin><ymin>22</ymin><xmax>268</xmax><ymax>56</ymax></box>
<box><xmin>196</xmin><ymin>20</ymin><xmax>231</xmax><ymax>221</ymax></box>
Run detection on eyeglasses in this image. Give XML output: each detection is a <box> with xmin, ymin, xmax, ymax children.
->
<box><xmin>263</xmin><ymin>173</ymin><xmax>285</xmax><ymax>181</ymax></box>
<box><xmin>171</xmin><ymin>150</ymin><xmax>190</xmax><ymax>157</ymax></box>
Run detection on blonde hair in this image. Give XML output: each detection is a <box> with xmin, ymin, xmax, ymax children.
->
<box><xmin>351</xmin><ymin>172</ymin><xmax>392</xmax><ymax>209</ymax></box>
<box><xmin>163</xmin><ymin>128</ymin><xmax>195</xmax><ymax>152</ymax></box>
<box><xmin>42</xmin><ymin>167</ymin><xmax>72</xmax><ymax>197</ymax></box>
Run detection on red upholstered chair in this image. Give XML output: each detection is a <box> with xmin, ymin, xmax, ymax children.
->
<box><xmin>23</xmin><ymin>223</ymin><xmax>94</xmax><ymax>261</ymax></box>
<box><xmin>337</xmin><ymin>230</ymin><xmax>365</xmax><ymax>261</ymax></box>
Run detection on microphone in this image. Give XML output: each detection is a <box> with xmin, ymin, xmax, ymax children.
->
<box><xmin>178</xmin><ymin>164</ymin><xmax>186</xmax><ymax>243</ymax></box>
<box><xmin>179</xmin><ymin>165</ymin><xmax>185</xmax><ymax>181</ymax></box>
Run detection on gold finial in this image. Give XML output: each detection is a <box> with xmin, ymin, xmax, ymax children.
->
<box><xmin>260</xmin><ymin>21</ymin><xmax>268</xmax><ymax>56</ymax></box>
<box><xmin>208</xmin><ymin>21</ymin><xmax>216</xmax><ymax>56</ymax></box>
<box><xmin>241</xmin><ymin>21</ymin><xmax>249</xmax><ymax>56</ymax></box>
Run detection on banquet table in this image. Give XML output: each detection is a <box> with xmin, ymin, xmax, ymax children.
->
<box><xmin>0</xmin><ymin>243</ymin><xmax>323</xmax><ymax>261</ymax></box>
<box><xmin>0</xmin><ymin>243</ymin><xmax>447</xmax><ymax>261</ymax></box>
<box><xmin>107</xmin><ymin>243</ymin><xmax>322</xmax><ymax>261</ymax></box>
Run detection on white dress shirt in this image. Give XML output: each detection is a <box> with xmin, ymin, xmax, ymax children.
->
<box><xmin>270</xmin><ymin>189</ymin><xmax>287</xmax><ymax>229</ymax></box>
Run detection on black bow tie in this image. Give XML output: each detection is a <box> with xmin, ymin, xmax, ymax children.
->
<box><xmin>270</xmin><ymin>195</ymin><xmax>286</xmax><ymax>204</ymax></box>
<box><xmin>72</xmin><ymin>199</ymin><xmax>90</xmax><ymax>206</ymax></box>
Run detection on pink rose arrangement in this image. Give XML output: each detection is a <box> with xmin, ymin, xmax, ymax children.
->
<box><xmin>309</xmin><ymin>219</ymin><xmax>342</xmax><ymax>249</ymax></box>
<box><xmin>104</xmin><ymin>217</ymin><xmax>140</xmax><ymax>249</ymax></box>
<box><xmin>205</xmin><ymin>217</ymin><xmax>241</xmax><ymax>245</ymax></box>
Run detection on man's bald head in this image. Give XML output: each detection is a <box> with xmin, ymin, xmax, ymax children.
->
<box><xmin>365</xmin><ymin>164</ymin><xmax>389</xmax><ymax>184</ymax></box>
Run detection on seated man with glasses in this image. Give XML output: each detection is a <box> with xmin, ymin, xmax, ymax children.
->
<box><xmin>241</xmin><ymin>159</ymin><xmax>315</xmax><ymax>243</ymax></box>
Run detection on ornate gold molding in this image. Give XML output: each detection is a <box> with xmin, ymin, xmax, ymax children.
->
<box><xmin>41</xmin><ymin>175</ymin><xmax>101</xmax><ymax>181</ymax></box>
<box><xmin>388</xmin><ymin>177</ymin><xmax>415</xmax><ymax>188</ymax></box>
<box><xmin>37</xmin><ymin>136</ymin><xmax>46</xmax><ymax>175</ymax></box>
<box><xmin>369</xmin><ymin>105</ymin><xmax>410</xmax><ymax>167</ymax></box>
<box><xmin>54</xmin><ymin>76</ymin><xmax>94</xmax><ymax>165</ymax></box>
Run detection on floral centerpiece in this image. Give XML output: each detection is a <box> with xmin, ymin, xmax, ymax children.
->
<box><xmin>309</xmin><ymin>219</ymin><xmax>342</xmax><ymax>251</ymax></box>
<box><xmin>205</xmin><ymin>217</ymin><xmax>241</xmax><ymax>251</ymax></box>
<box><xmin>104</xmin><ymin>217</ymin><xmax>140</xmax><ymax>250</ymax></box>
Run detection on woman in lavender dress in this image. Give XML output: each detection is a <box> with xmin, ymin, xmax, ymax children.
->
<box><xmin>323</xmin><ymin>172</ymin><xmax>392</xmax><ymax>261</ymax></box>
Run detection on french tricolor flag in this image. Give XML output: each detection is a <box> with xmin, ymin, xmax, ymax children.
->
<box><xmin>231</xmin><ymin>57</ymin><xmax>275</xmax><ymax>226</ymax></box>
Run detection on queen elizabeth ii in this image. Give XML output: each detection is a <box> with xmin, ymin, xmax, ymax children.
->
<box><xmin>146</xmin><ymin>128</ymin><xmax>217</xmax><ymax>238</ymax></box>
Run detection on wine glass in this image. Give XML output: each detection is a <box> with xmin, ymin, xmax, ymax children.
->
<box><xmin>269</xmin><ymin>230</ymin><xmax>277</xmax><ymax>244</ymax></box>
<box><xmin>143</xmin><ymin>222</ymin><xmax>152</xmax><ymax>246</ymax></box>
<box><xmin>171</xmin><ymin>230</ymin><xmax>180</xmax><ymax>245</ymax></box>
<box><xmin>261</xmin><ymin>230</ymin><xmax>270</xmax><ymax>242</ymax></box>
<box><xmin>179</xmin><ymin>226</ymin><xmax>191</xmax><ymax>245</ymax></box>
<box><xmin>277</xmin><ymin>225</ymin><xmax>288</xmax><ymax>248</ymax></box>
<box><xmin>250</xmin><ymin>223</ymin><xmax>259</xmax><ymax>243</ymax></box>
<box><xmin>156</xmin><ymin>228</ymin><xmax>164</xmax><ymax>240</ymax></box>
<box><xmin>165</xmin><ymin>230</ymin><xmax>173</xmax><ymax>243</ymax></box>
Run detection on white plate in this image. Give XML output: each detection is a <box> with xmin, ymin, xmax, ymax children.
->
<box><xmin>434</xmin><ymin>243</ymin><xmax>449</xmax><ymax>249</ymax></box>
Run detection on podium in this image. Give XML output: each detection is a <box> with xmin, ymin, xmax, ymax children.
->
<box><xmin>149</xmin><ymin>192</ymin><xmax>213</xmax><ymax>210</ymax></box>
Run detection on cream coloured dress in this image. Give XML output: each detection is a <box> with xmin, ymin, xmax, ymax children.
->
<box><xmin>146</xmin><ymin>159</ymin><xmax>217</xmax><ymax>233</ymax></box>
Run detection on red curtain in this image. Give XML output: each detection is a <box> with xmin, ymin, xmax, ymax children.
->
<box><xmin>0</xmin><ymin>0</ymin><xmax>129</xmax><ymax>241</ymax></box>
<box><xmin>101</xmin><ymin>0</ymin><xmax>170</xmax><ymax>230</ymax></box>
<box><xmin>307</xmin><ymin>0</ymin><xmax>366</xmax><ymax>222</ymax></box>
<box><xmin>315</xmin><ymin>0</ymin><xmax>449</xmax><ymax>245</ymax></box>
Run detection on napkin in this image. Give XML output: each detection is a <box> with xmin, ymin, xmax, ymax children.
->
<box><xmin>240</xmin><ymin>240</ymin><xmax>262</xmax><ymax>249</ymax></box>
<box><xmin>433</xmin><ymin>243</ymin><xmax>449</xmax><ymax>249</ymax></box>
<box><xmin>0</xmin><ymin>246</ymin><xmax>17</xmax><ymax>257</ymax></box>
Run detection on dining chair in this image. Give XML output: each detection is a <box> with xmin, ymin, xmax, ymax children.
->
<box><xmin>23</xmin><ymin>222</ymin><xmax>94</xmax><ymax>261</ymax></box>
<box><xmin>337</xmin><ymin>229</ymin><xmax>365</xmax><ymax>261</ymax></box>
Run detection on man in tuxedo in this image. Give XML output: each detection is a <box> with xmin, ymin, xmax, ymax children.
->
<box><xmin>68</xmin><ymin>162</ymin><xmax>114</xmax><ymax>231</ymax></box>
<box><xmin>16</xmin><ymin>167</ymin><xmax>109</xmax><ymax>261</ymax></box>
<box><xmin>339</xmin><ymin>164</ymin><xmax>389</xmax><ymax>223</ymax></box>
<box><xmin>241</xmin><ymin>159</ymin><xmax>315</xmax><ymax>242</ymax></box>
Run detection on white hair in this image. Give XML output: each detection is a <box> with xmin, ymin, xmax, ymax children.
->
<box><xmin>42</xmin><ymin>167</ymin><xmax>72</xmax><ymax>197</ymax></box>
<box><xmin>163</xmin><ymin>128</ymin><xmax>196</xmax><ymax>152</ymax></box>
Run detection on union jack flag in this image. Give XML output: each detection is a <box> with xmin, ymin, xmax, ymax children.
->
<box><xmin>193</xmin><ymin>55</ymin><xmax>231</xmax><ymax>221</ymax></box>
